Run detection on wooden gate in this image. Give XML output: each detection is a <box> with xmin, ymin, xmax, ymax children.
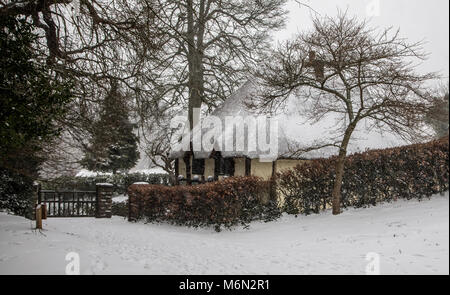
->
<box><xmin>39</xmin><ymin>190</ymin><xmax>97</xmax><ymax>217</ymax></box>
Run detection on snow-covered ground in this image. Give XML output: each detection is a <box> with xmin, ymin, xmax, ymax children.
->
<box><xmin>0</xmin><ymin>192</ymin><xmax>448</xmax><ymax>275</ymax></box>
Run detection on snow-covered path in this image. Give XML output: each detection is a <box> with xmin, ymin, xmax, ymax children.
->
<box><xmin>0</xmin><ymin>193</ymin><xmax>448</xmax><ymax>275</ymax></box>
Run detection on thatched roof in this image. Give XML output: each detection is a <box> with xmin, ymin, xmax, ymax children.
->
<box><xmin>169</xmin><ymin>78</ymin><xmax>421</xmax><ymax>160</ymax></box>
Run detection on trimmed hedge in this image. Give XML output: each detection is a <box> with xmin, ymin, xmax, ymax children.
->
<box><xmin>41</xmin><ymin>173</ymin><xmax>170</xmax><ymax>194</ymax></box>
<box><xmin>0</xmin><ymin>168</ymin><xmax>33</xmax><ymax>216</ymax></box>
<box><xmin>278</xmin><ymin>136</ymin><xmax>449</xmax><ymax>215</ymax></box>
<box><xmin>128</xmin><ymin>176</ymin><xmax>280</xmax><ymax>231</ymax></box>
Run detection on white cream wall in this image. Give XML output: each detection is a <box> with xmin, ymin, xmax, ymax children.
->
<box><xmin>234</xmin><ymin>158</ymin><xmax>246</xmax><ymax>176</ymax></box>
<box><xmin>178</xmin><ymin>158</ymin><xmax>187</xmax><ymax>178</ymax></box>
<box><xmin>204</xmin><ymin>158</ymin><xmax>215</xmax><ymax>178</ymax></box>
<box><xmin>250</xmin><ymin>159</ymin><xmax>273</xmax><ymax>180</ymax></box>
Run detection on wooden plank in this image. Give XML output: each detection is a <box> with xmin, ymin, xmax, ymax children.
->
<box><xmin>41</xmin><ymin>204</ymin><xmax>47</xmax><ymax>219</ymax></box>
<box><xmin>58</xmin><ymin>193</ymin><xmax>61</xmax><ymax>216</ymax></box>
<box><xmin>77</xmin><ymin>193</ymin><xmax>80</xmax><ymax>216</ymax></box>
<box><xmin>35</xmin><ymin>205</ymin><xmax>42</xmax><ymax>229</ymax></box>
<box><xmin>53</xmin><ymin>194</ymin><xmax>56</xmax><ymax>216</ymax></box>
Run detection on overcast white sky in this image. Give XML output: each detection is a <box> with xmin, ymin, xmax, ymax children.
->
<box><xmin>274</xmin><ymin>0</ymin><xmax>449</xmax><ymax>82</ymax></box>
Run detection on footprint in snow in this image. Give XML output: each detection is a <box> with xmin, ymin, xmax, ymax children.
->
<box><xmin>412</xmin><ymin>254</ymin><xmax>425</xmax><ymax>257</ymax></box>
<box><xmin>387</xmin><ymin>221</ymin><xmax>407</xmax><ymax>228</ymax></box>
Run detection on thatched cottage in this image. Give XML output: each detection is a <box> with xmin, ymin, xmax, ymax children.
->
<box><xmin>169</xmin><ymin>78</ymin><xmax>410</xmax><ymax>184</ymax></box>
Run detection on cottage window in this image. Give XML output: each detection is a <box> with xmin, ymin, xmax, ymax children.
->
<box><xmin>214</xmin><ymin>156</ymin><xmax>234</xmax><ymax>175</ymax></box>
<box><xmin>223</xmin><ymin>158</ymin><xmax>235</xmax><ymax>176</ymax></box>
<box><xmin>192</xmin><ymin>158</ymin><xmax>205</xmax><ymax>175</ymax></box>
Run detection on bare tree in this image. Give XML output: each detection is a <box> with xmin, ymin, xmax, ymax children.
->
<box><xmin>38</xmin><ymin>133</ymin><xmax>83</xmax><ymax>178</ymax></box>
<box><xmin>254</xmin><ymin>11</ymin><xmax>438</xmax><ymax>215</ymax></box>
<box><xmin>143</xmin><ymin>122</ymin><xmax>175</xmax><ymax>178</ymax></box>
<box><xmin>141</xmin><ymin>0</ymin><xmax>288</xmax><ymax>129</ymax></box>
<box><xmin>0</xmin><ymin>1</ymin><xmax>159</xmax><ymax>66</ymax></box>
<box><xmin>0</xmin><ymin>1</ymin><xmax>160</xmax><ymax>110</ymax></box>
<box><xmin>131</xmin><ymin>0</ymin><xmax>289</xmax><ymax>181</ymax></box>
<box><xmin>1</xmin><ymin>1</ymin><xmax>290</xmax><ymax>176</ymax></box>
<box><xmin>1</xmin><ymin>1</ymin><xmax>166</xmax><ymax>175</ymax></box>
<box><xmin>426</xmin><ymin>83</ymin><xmax>449</xmax><ymax>138</ymax></box>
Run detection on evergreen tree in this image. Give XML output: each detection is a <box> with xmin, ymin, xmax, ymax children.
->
<box><xmin>0</xmin><ymin>16</ymin><xmax>72</xmax><ymax>168</ymax></box>
<box><xmin>0</xmin><ymin>16</ymin><xmax>72</xmax><ymax>215</ymax></box>
<box><xmin>81</xmin><ymin>80</ymin><xmax>140</xmax><ymax>174</ymax></box>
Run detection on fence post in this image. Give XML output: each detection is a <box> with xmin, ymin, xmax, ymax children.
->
<box><xmin>95</xmin><ymin>183</ymin><xmax>113</xmax><ymax>218</ymax></box>
<box><xmin>35</xmin><ymin>204</ymin><xmax>42</xmax><ymax>229</ymax></box>
<box><xmin>41</xmin><ymin>204</ymin><xmax>47</xmax><ymax>220</ymax></box>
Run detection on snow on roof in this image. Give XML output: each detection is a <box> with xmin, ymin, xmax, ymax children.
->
<box><xmin>169</xmin><ymin>78</ymin><xmax>423</xmax><ymax>160</ymax></box>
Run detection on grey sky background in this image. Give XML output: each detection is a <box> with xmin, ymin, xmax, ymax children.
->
<box><xmin>273</xmin><ymin>0</ymin><xmax>449</xmax><ymax>83</ymax></box>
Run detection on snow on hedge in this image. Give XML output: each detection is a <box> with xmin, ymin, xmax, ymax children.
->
<box><xmin>75</xmin><ymin>167</ymin><xmax>168</xmax><ymax>178</ymax></box>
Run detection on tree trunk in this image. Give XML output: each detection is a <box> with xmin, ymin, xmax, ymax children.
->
<box><xmin>186</xmin><ymin>0</ymin><xmax>204</xmax><ymax>130</ymax></box>
<box><xmin>187</xmin><ymin>51</ymin><xmax>203</xmax><ymax>129</ymax></box>
<box><xmin>331</xmin><ymin>153</ymin><xmax>346</xmax><ymax>215</ymax></box>
<box><xmin>332</xmin><ymin>124</ymin><xmax>356</xmax><ymax>215</ymax></box>
<box><xmin>184</xmin><ymin>1</ymin><xmax>205</xmax><ymax>187</ymax></box>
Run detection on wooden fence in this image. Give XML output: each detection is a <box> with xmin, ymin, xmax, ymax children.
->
<box><xmin>39</xmin><ymin>190</ymin><xmax>97</xmax><ymax>217</ymax></box>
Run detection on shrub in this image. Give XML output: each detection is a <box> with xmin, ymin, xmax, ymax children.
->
<box><xmin>0</xmin><ymin>168</ymin><xmax>33</xmax><ymax>216</ymax></box>
<box><xmin>128</xmin><ymin>176</ymin><xmax>280</xmax><ymax>231</ymax></box>
<box><xmin>41</xmin><ymin>173</ymin><xmax>170</xmax><ymax>194</ymax></box>
<box><xmin>278</xmin><ymin>136</ymin><xmax>449</xmax><ymax>215</ymax></box>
